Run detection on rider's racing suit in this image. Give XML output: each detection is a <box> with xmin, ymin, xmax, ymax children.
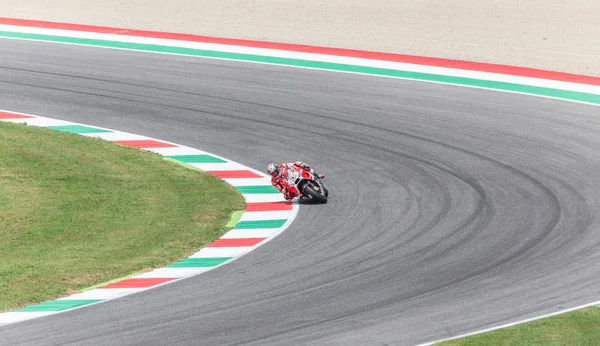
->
<box><xmin>271</xmin><ymin>161</ymin><xmax>312</xmax><ymax>200</ymax></box>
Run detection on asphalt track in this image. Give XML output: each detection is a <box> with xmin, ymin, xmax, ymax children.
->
<box><xmin>2</xmin><ymin>38</ymin><xmax>600</xmax><ymax>346</ymax></box>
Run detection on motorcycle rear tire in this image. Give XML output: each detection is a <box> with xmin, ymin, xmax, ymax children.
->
<box><xmin>305</xmin><ymin>185</ymin><xmax>327</xmax><ymax>204</ymax></box>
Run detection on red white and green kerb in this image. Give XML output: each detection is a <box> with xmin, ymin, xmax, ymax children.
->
<box><xmin>0</xmin><ymin>110</ymin><xmax>299</xmax><ymax>325</ymax></box>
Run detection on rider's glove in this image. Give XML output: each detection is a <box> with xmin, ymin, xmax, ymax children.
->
<box><xmin>295</xmin><ymin>161</ymin><xmax>310</xmax><ymax>170</ymax></box>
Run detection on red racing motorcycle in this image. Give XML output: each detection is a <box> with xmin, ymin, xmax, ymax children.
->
<box><xmin>285</xmin><ymin>165</ymin><xmax>329</xmax><ymax>203</ymax></box>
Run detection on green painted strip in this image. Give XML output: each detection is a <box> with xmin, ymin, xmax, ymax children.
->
<box><xmin>162</xmin><ymin>157</ymin><xmax>204</xmax><ymax>171</ymax></box>
<box><xmin>13</xmin><ymin>299</ymin><xmax>102</xmax><ymax>312</ymax></box>
<box><xmin>168</xmin><ymin>154</ymin><xmax>226</xmax><ymax>163</ymax></box>
<box><xmin>1</xmin><ymin>31</ymin><xmax>599</xmax><ymax>105</ymax></box>
<box><xmin>236</xmin><ymin>185</ymin><xmax>279</xmax><ymax>194</ymax></box>
<box><xmin>226</xmin><ymin>210</ymin><xmax>244</xmax><ymax>228</ymax></box>
<box><xmin>46</xmin><ymin>125</ymin><xmax>111</xmax><ymax>134</ymax></box>
<box><xmin>234</xmin><ymin>219</ymin><xmax>287</xmax><ymax>229</ymax></box>
<box><xmin>167</xmin><ymin>257</ymin><xmax>232</xmax><ymax>267</ymax></box>
<box><xmin>82</xmin><ymin>272</ymin><xmax>141</xmax><ymax>291</ymax></box>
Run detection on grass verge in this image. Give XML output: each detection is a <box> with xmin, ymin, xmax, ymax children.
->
<box><xmin>0</xmin><ymin>121</ymin><xmax>245</xmax><ymax>311</ymax></box>
<box><xmin>437</xmin><ymin>305</ymin><xmax>600</xmax><ymax>345</ymax></box>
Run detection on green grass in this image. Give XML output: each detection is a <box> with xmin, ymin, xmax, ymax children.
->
<box><xmin>438</xmin><ymin>306</ymin><xmax>600</xmax><ymax>346</ymax></box>
<box><xmin>0</xmin><ymin>121</ymin><xmax>245</xmax><ymax>311</ymax></box>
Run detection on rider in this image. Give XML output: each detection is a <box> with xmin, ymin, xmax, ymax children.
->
<box><xmin>267</xmin><ymin>162</ymin><xmax>324</xmax><ymax>200</ymax></box>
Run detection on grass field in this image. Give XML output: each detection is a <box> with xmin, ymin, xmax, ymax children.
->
<box><xmin>0</xmin><ymin>121</ymin><xmax>245</xmax><ymax>311</ymax></box>
<box><xmin>438</xmin><ymin>306</ymin><xmax>600</xmax><ymax>345</ymax></box>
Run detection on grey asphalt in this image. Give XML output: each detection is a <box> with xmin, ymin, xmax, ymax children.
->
<box><xmin>1</xmin><ymin>38</ymin><xmax>600</xmax><ymax>346</ymax></box>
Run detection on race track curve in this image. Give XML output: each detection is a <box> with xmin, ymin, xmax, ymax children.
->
<box><xmin>1</xmin><ymin>38</ymin><xmax>600</xmax><ymax>346</ymax></box>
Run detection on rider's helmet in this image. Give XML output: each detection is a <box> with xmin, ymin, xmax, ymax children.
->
<box><xmin>267</xmin><ymin>163</ymin><xmax>280</xmax><ymax>178</ymax></box>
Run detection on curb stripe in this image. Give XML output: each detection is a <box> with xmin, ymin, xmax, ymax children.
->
<box><xmin>241</xmin><ymin>194</ymin><xmax>288</xmax><ymax>203</ymax></box>
<box><xmin>234</xmin><ymin>219</ymin><xmax>288</xmax><ymax>229</ymax></box>
<box><xmin>167</xmin><ymin>257</ymin><xmax>232</xmax><ymax>267</ymax></box>
<box><xmin>235</xmin><ymin>185</ymin><xmax>280</xmax><ymax>194</ymax></box>
<box><xmin>240</xmin><ymin>211</ymin><xmax>292</xmax><ymax>222</ymax></box>
<box><xmin>1</xmin><ymin>17</ymin><xmax>598</xmax><ymax>86</ymax></box>
<box><xmin>82</xmin><ymin>272</ymin><xmax>141</xmax><ymax>291</ymax></box>
<box><xmin>13</xmin><ymin>300</ymin><xmax>102</xmax><ymax>312</ymax></box>
<box><xmin>114</xmin><ymin>139</ymin><xmax>178</xmax><ymax>148</ymax></box>
<box><xmin>207</xmin><ymin>238</ymin><xmax>266</xmax><ymax>247</ymax></box>
<box><xmin>97</xmin><ymin>278</ymin><xmax>176</xmax><ymax>289</ymax></box>
<box><xmin>135</xmin><ymin>268</ymin><xmax>211</xmax><ymax>279</ymax></box>
<box><xmin>0</xmin><ymin>112</ymin><xmax>34</xmax><ymax>119</ymax></box>
<box><xmin>245</xmin><ymin>202</ymin><xmax>293</xmax><ymax>212</ymax></box>
<box><xmin>167</xmin><ymin>154</ymin><xmax>227</xmax><ymax>163</ymax></box>
<box><xmin>207</xmin><ymin>170</ymin><xmax>264</xmax><ymax>179</ymax></box>
<box><xmin>46</xmin><ymin>125</ymin><xmax>112</xmax><ymax>134</ymax></box>
<box><xmin>224</xmin><ymin>178</ymin><xmax>272</xmax><ymax>186</ymax></box>
<box><xmin>220</xmin><ymin>229</ymin><xmax>281</xmax><ymax>239</ymax></box>
<box><xmin>61</xmin><ymin>288</ymin><xmax>149</xmax><ymax>300</ymax></box>
<box><xmin>191</xmin><ymin>248</ymin><xmax>249</xmax><ymax>258</ymax></box>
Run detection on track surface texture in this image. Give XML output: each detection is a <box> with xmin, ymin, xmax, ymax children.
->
<box><xmin>2</xmin><ymin>39</ymin><xmax>600</xmax><ymax>346</ymax></box>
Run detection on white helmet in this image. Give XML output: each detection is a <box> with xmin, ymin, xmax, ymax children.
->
<box><xmin>267</xmin><ymin>163</ymin><xmax>280</xmax><ymax>177</ymax></box>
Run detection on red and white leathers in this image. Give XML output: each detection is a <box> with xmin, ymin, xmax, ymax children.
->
<box><xmin>270</xmin><ymin>161</ymin><xmax>311</xmax><ymax>200</ymax></box>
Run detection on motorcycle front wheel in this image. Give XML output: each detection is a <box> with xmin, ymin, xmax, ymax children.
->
<box><xmin>304</xmin><ymin>185</ymin><xmax>328</xmax><ymax>204</ymax></box>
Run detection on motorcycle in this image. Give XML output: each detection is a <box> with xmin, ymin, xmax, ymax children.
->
<box><xmin>285</xmin><ymin>165</ymin><xmax>329</xmax><ymax>203</ymax></box>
